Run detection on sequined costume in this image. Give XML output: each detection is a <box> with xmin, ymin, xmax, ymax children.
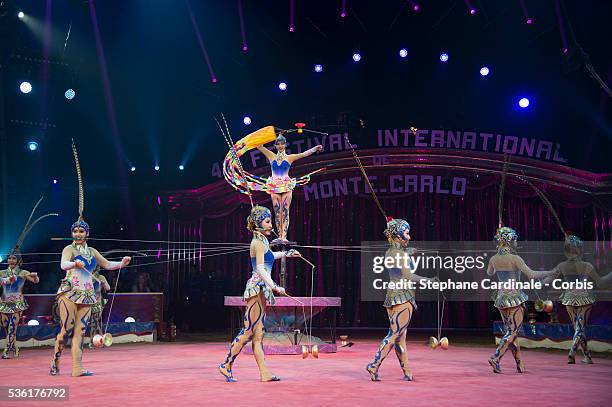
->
<box><xmin>366</xmin><ymin>218</ymin><xmax>429</xmax><ymax>381</ymax></box>
<box><xmin>0</xmin><ymin>266</ymin><xmax>39</xmax><ymax>358</ymax></box>
<box><xmin>1</xmin><ymin>197</ymin><xmax>54</xmax><ymax>359</ymax></box>
<box><xmin>219</xmin><ymin>206</ymin><xmax>297</xmax><ymax>382</ymax></box>
<box><xmin>486</xmin><ymin>227</ymin><xmax>557</xmax><ymax>373</ymax></box>
<box><xmin>545</xmin><ymin>235</ymin><xmax>612</xmax><ymax>364</ymax></box>
<box><xmin>50</xmin><ymin>140</ymin><xmax>131</xmax><ymax>377</ymax></box>
<box><xmin>223</xmin><ymin>126</ymin><xmax>323</xmax><ymax>241</ymax></box>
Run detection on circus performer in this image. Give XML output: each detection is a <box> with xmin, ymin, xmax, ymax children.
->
<box><xmin>218</xmin><ymin>205</ymin><xmax>301</xmax><ymax>382</ymax></box>
<box><xmin>87</xmin><ymin>266</ymin><xmax>110</xmax><ymax>349</ymax></box>
<box><xmin>544</xmin><ymin>235</ymin><xmax>612</xmax><ymax>364</ymax></box>
<box><xmin>366</xmin><ymin>218</ymin><xmax>432</xmax><ymax>382</ymax></box>
<box><xmin>486</xmin><ymin>227</ymin><xmax>558</xmax><ymax>374</ymax></box>
<box><xmin>50</xmin><ymin>141</ymin><xmax>131</xmax><ymax>377</ymax></box>
<box><xmin>222</xmin><ymin>125</ymin><xmax>324</xmax><ymax>243</ymax></box>
<box><xmin>1</xmin><ymin>197</ymin><xmax>56</xmax><ymax>359</ymax></box>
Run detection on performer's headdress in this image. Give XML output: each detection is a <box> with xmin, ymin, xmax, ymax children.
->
<box><xmin>563</xmin><ymin>234</ymin><xmax>583</xmax><ymax>260</ymax></box>
<box><xmin>70</xmin><ymin>139</ymin><xmax>89</xmax><ymax>236</ymax></box>
<box><xmin>384</xmin><ymin>219</ymin><xmax>411</xmax><ymax>244</ymax></box>
<box><xmin>494</xmin><ymin>154</ymin><xmax>518</xmax><ymax>249</ymax></box>
<box><xmin>275</xmin><ymin>133</ymin><xmax>287</xmax><ymax>145</ymax></box>
<box><xmin>247</xmin><ymin>205</ymin><xmax>272</xmax><ymax>233</ymax></box>
<box><xmin>7</xmin><ymin>197</ymin><xmax>58</xmax><ymax>264</ymax></box>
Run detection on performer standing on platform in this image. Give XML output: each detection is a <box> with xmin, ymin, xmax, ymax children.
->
<box><xmin>1</xmin><ymin>197</ymin><xmax>55</xmax><ymax>359</ymax></box>
<box><xmin>256</xmin><ymin>133</ymin><xmax>322</xmax><ymax>243</ymax></box>
<box><xmin>366</xmin><ymin>218</ymin><xmax>432</xmax><ymax>382</ymax></box>
<box><xmin>486</xmin><ymin>227</ymin><xmax>557</xmax><ymax>374</ymax></box>
<box><xmin>50</xmin><ymin>141</ymin><xmax>130</xmax><ymax>377</ymax></box>
<box><xmin>544</xmin><ymin>235</ymin><xmax>612</xmax><ymax>364</ymax></box>
<box><xmin>88</xmin><ymin>266</ymin><xmax>111</xmax><ymax>349</ymax></box>
<box><xmin>218</xmin><ymin>205</ymin><xmax>301</xmax><ymax>382</ymax></box>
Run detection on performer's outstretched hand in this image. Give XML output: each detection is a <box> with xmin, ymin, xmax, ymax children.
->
<box><xmin>75</xmin><ymin>260</ymin><xmax>86</xmax><ymax>269</ymax></box>
<box><xmin>274</xmin><ymin>286</ymin><xmax>286</xmax><ymax>296</ymax></box>
<box><xmin>315</xmin><ymin>145</ymin><xmax>324</xmax><ymax>153</ymax></box>
<box><xmin>121</xmin><ymin>256</ymin><xmax>131</xmax><ymax>266</ymax></box>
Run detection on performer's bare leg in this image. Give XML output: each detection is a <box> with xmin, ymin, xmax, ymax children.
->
<box><xmin>366</xmin><ymin>302</ymin><xmax>414</xmax><ymax>381</ymax></box>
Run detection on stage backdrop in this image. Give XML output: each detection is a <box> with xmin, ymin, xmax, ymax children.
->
<box><xmin>163</xmin><ymin>147</ymin><xmax>612</xmax><ymax>329</ymax></box>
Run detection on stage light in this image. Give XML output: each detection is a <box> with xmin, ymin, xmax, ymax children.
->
<box><xmin>130</xmin><ymin>166</ymin><xmax>136</xmax><ymax>172</ymax></box>
<box><xmin>0</xmin><ymin>255</ymin><xmax>3</xmax><ymax>262</ymax></box>
<box><xmin>278</xmin><ymin>82</ymin><xmax>287</xmax><ymax>91</ymax></box>
<box><xmin>154</xmin><ymin>165</ymin><xmax>160</xmax><ymax>171</ymax></box>
<box><xmin>480</xmin><ymin>66</ymin><xmax>489</xmax><ymax>76</ymax></box>
<box><xmin>27</xmin><ymin>141</ymin><xmax>38</xmax><ymax>151</ymax></box>
<box><xmin>243</xmin><ymin>116</ymin><xmax>252</xmax><ymax>125</ymax></box>
<box><xmin>18</xmin><ymin>11</ymin><xmax>25</xmax><ymax>19</ymax></box>
<box><xmin>518</xmin><ymin>98</ymin><xmax>530</xmax><ymax>108</ymax></box>
<box><xmin>340</xmin><ymin>12</ymin><xmax>346</xmax><ymax>18</ymax></box>
<box><xmin>470</xmin><ymin>9</ymin><xmax>476</xmax><ymax>15</ymax></box>
<box><xmin>526</xmin><ymin>18</ymin><xmax>532</xmax><ymax>25</ymax></box>
<box><xmin>399</xmin><ymin>48</ymin><xmax>408</xmax><ymax>58</ymax></box>
<box><xmin>65</xmin><ymin>89</ymin><xmax>76</xmax><ymax>100</ymax></box>
<box><xmin>28</xmin><ymin>319</ymin><xmax>39</xmax><ymax>326</ymax></box>
<box><xmin>20</xmin><ymin>81</ymin><xmax>32</xmax><ymax>94</ymax></box>
<box><xmin>352</xmin><ymin>53</ymin><xmax>362</xmax><ymax>62</ymax></box>
<box><xmin>179</xmin><ymin>165</ymin><xmax>185</xmax><ymax>171</ymax></box>
<box><xmin>314</xmin><ymin>64</ymin><xmax>323</xmax><ymax>72</ymax></box>
<box><xmin>440</xmin><ymin>53</ymin><xmax>449</xmax><ymax>62</ymax></box>
<box><xmin>242</xmin><ymin>46</ymin><xmax>248</xmax><ymax>52</ymax></box>
<box><xmin>125</xmin><ymin>317</ymin><xmax>136</xmax><ymax>323</ymax></box>
<box><xmin>413</xmin><ymin>5</ymin><xmax>420</xmax><ymax>11</ymax></box>
<box><xmin>52</xmin><ymin>179</ymin><xmax>58</xmax><ymax>185</ymax></box>
<box><xmin>211</xmin><ymin>77</ymin><xmax>218</xmax><ymax>83</ymax></box>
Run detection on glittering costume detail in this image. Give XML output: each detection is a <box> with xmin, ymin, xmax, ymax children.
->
<box><xmin>243</xmin><ymin>249</ymin><xmax>276</xmax><ymax>305</ymax></box>
<box><xmin>490</xmin><ymin>305</ymin><xmax>525</xmax><ymax>373</ymax></box>
<box><xmin>56</xmin><ymin>245</ymin><xmax>97</xmax><ymax>305</ymax></box>
<box><xmin>0</xmin><ymin>268</ymin><xmax>30</xmax><ymax>313</ymax></box>
<box><xmin>367</xmin><ymin>301</ymin><xmax>414</xmax><ymax>380</ymax></box>
<box><xmin>1</xmin><ymin>312</ymin><xmax>20</xmax><ymax>358</ymax></box>
<box><xmin>493</xmin><ymin>271</ymin><xmax>528</xmax><ymax>309</ymax></box>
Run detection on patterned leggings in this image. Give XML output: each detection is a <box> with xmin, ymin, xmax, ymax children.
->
<box><xmin>220</xmin><ymin>292</ymin><xmax>274</xmax><ymax>381</ymax></box>
<box><xmin>566</xmin><ymin>304</ymin><xmax>593</xmax><ymax>357</ymax></box>
<box><xmin>1</xmin><ymin>312</ymin><xmax>21</xmax><ymax>356</ymax></box>
<box><xmin>492</xmin><ymin>305</ymin><xmax>524</xmax><ymax>363</ymax></box>
<box><xmin>367</xmin><ymin>301</ymin><xmax>414</xmax><ymax>375</ymax></box>
<box><xmin>51</xmin><ymin>296</ymin><xmax>92</xmax><ymax>376</ymax></box>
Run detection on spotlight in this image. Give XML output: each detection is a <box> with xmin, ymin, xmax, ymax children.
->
<box><xmin>179</xmin><ymin>165</ymin><xmax>185</xmax><ymax>171</ymax></box>
<box><xmin>154</xmin><ymin>165</ymin><xmax>160</xmax><ymax>171</ymax></box>
<box><xmin>52</xmin><ymin>179</ymin><xmax>58</xmax><ymax>185</ymax></box>
<box><xmin>243</xmin><ymin>116</ymin><xmax>252</xmax><ymax>125</ymax></box>
<box><xmin>413</xmin><ymin>5</ymin><xmax>420</xmax><ymax>11</ymax></box>
<box><xmin>440</xmin><ymin>53</ymin><xmax>449</xmax><ymax>62</ymax></box>
<box><xmin>479</xmin><ymin>66</ymin><xmax>490</xmax><ymax>76</ymax></box>
<box><xmin>211</xmin><ymin>77</ymin><xmax>218</xmax><ymax>83</ymax></box>
<box><xmin>352</xmin><ymin>53</ymin><xmax>362</xmax><ymax>62</ymax></box>
<box><xmin>20</xmin><ymin>81</ymin><xmax>32</xmax><ymax>94</ymax></box>
<box><xmin>278</xmin><ymin>82</ymin><xmax>287</xmax><ymax>91</ymax></box>
<box><xmin>518</xmin><ymin>98</ymin><xmax>530</xmax><ymax>108</ymax></box>
<box><xmin>130</xmin><ymin>166</ymin><xmax>136</xmax><ymax>172</ymax></box>
<box><xmin>65</xmin><ymin>89</ymin><xmax>76</xmax><ymax>100</ymax></box>
<box><xmin>526</xmin><ymin>18</ymin><xmax>532</xmax><ymax>25</ymax></box>
<box><xmin>340</xmin><ymin>12</ymin><xmax>346</xmax><ymax>18</ymax></box>
<box><xmin>27</xmin><ymin>319</ymin><xmax>39</xmax><ymax>326</ymax></box>
<box><xmin>314</xmin><ymin>64</ymin><xmax>323</xmax><ymax>73</ymax></box>
<box><xmin>27</xmin><ymin>141</ymin><xmax>39</xmax><ymax>151</ymax></box>
<box><xmin>242</xmin><ymin>46</ymin><xmax>248</xmax><ymax>52</ymax></box>
<box><xmin>18</xmin><ymin>11</ymin><xmax>25</xmax><ymax>19</ymax></box>
<box><xmin>470</xmin><ymin>9</ymin><xmax>476</xmax><ymax>15</ymax></box>
<box><xmin>399</xmin><ymin>48</ymin><xmax>408</xmax><ymax>58</ymax></box>
<box><xmin>125</xmin><ymin>317</ymin><xmax>136</xmax><ymax>323</ymax></box>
